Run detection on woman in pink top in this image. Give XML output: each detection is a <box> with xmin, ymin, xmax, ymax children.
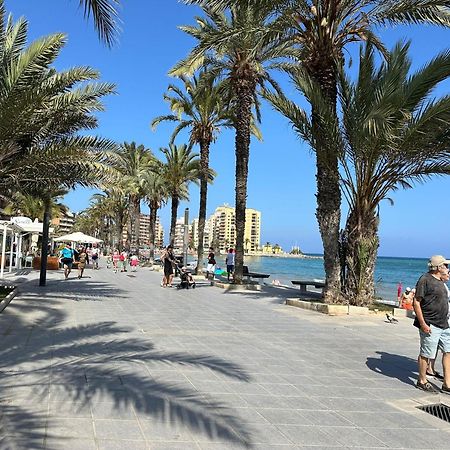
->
<box><xmin>112</xmin><ymin>250</ymin><xmax>120</xmax><ymax>273</ymax></box>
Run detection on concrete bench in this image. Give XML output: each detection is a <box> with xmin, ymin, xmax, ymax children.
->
<box><xmin>291</xmin><ymin>280</ymin><xmax>325</xmax><ymax>294</ymax></box>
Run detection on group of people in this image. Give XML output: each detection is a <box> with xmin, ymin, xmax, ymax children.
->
<box><xmin>205</xmin><ymin>247</ymin><xmax>236</xmax><ymax>281</ymax></box>
<box><xmin>107</xmin><ymin>250</ymin><xmax>139</xmax><ymax>273</ymax></box>
<box><xmin>58</xmin><ymin>243</ymin><xmax>99</xmax><ymax>279</ymax></box>
<box><xmin>413</xmin><ymin>255</ymin><xmax>450</xmax><ymax>394</ymax></box>
<box><xmin>158</xmin><ymin>246</ymin><xmax>236</xmax><ymax>288</ymax></box>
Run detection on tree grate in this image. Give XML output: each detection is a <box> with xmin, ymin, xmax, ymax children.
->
<box><xmin>417</xmin><ymin>403</ymin><xmax>450</xmax><ymax>423</ymax></box>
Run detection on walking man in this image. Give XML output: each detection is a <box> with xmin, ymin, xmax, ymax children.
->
<box><xmin>225</xmin><ymin>248</ymin><xmax>235</xmax><ymax>282</ymax></box>
<box><xmin>413</xmin><ymin>255</ymin><xmax>450</xmax><ymax>393</ymax></box>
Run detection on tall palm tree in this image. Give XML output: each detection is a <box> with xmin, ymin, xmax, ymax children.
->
<box><xmin>0</xmin><ymin>3</ymin><xmax>117</xmax><ymax>284</ymax></box>
<box><xmin>186</xmin><ymin>0</ymin><xmax>450</xmax><ymax>298</ymax></box>
<box><xmin>152</xmin><ymin>72</ymin><xmax>231</xmax><ymax>274</ymax></box>
<box><xmin>160</xmin><ymin>144</ymin><xmax>201</xmax><ymax>246</ymax></box>
<box><xmin>337</xmin><ymin>42</ymin><xmax>450</xmax><ymax>305</ymax></box>
<box><xmin>114</xmin><ymin>142</ymin><xmax>154</xmax><ymax>254</ymax></box>
<box><xmin>143</xmin><ymin>162</ymin><xmax>168</xmax><ymax>261</ymax></box>
<box><xmin>171</xmin><ymin>3</ymin><xmax>289</xmax><ymax>283</ymax></box>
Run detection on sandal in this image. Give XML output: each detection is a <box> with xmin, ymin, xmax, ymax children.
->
<box><xmin>426</xmin><ymin>371</ymin><xmax>444</xmax><ymax>381</ymax></box>
<box><xmin>416</xmin><ymin>380</ymin><xmax>438</xmax><ymax>393</ymax></box>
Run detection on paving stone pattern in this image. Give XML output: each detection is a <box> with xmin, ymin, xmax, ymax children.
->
<box><xmin>1</xmin><ymin>265</ymin><xmax>450</xmax><ymax>449</ymax></box>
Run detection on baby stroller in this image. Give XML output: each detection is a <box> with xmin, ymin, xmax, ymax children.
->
<box><xmin>177</xmin><ymin>265</ymin><xmax>196</xmax><ymax>289</ymax></box>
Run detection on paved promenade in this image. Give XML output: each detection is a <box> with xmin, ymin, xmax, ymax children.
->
<box><xmin>1</xmin><ymin>265</ymin><xmax>450</xmax><ymax>449</ymax></box>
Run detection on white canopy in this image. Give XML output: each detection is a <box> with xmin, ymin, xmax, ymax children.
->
<box><xmin>54</xmin><ymin>231</ymin><xmax>103</xmax><ymax>244</ymax></box>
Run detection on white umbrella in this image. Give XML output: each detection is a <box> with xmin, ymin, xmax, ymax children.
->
<box><xmin>54</xmin><ymin>231</ymin><xmax>103</xmax><ymax>244</ymax></box>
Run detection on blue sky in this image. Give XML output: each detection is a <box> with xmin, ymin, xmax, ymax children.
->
<box><xmin>5</xmin><ymin>0</ymin><xmax>450</xmax><ymax>258</ymax></box>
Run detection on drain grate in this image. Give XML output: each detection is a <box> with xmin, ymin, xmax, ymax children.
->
<box><xmin>418</xmin><ymin>403</ymin><xmax>450</xmax><ymax>423</ymax></box>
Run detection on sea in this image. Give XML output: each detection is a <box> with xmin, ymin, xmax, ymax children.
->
<box><xmin>213</xmin><ymin>255</ymin><xmax>429</xmax><ymax>302</ymax></box>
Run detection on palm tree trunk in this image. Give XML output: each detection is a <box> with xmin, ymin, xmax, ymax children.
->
<box><xmin>169</xmin><ymin>195</ymin><xmax>179</xmax><ymax>247</ymax></box>
<box><xmin>308</xmin><ymin>61</ymin><xmax>342</xmax><ymax>303</ymax></box>
<box><xmin>39</xmin><ymin>197</ymin><xmax>51</xmax><ymax>287</ymax></box>
<box><xmin>148</xmin><ymin>200</ymin><xmax>158</xmax><ymax>262</ymax></box>
<box><xmin>195</xmin><ymin>139</ymin><xmax>211</xmax><ymax>275</ymax></box>
<box><xmin>233</xmin><ymin>77</ymin><xmax>256</xmax><ymax>284</ymax></box>
<box><xmin>115</xmin><ymin>212</ymin><xmax>123</xmax><ymax>251</ymax></box>
<box><xmin>134</xmin><ymin>198</ymin><xmax>141</xmax><ymax>255</ymax></box>
<box><xmin>344</xmin><ymin>208</ymin><xmax>379</xmax><ymax>306</ymax></box>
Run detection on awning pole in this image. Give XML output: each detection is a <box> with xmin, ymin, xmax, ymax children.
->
<box><xmin>1</xmin><ymin>223</ymin><xmax>7</xmax><ymax>278</ymax></box>
<box><xmin>9</xmin><ymin>231</ymin><xmax>16</xmax><ymax>273</ymax></box>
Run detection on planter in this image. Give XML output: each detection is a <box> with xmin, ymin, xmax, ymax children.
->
<box><xmin>212</xmin><ymin>280</ymin><xmax>261</xmax><ymax>292</ymax></box>
<box><xmin>32</xmin><ymin>256</ymin><xmax>60</xmax><ymax>270</ymax></box>
<box><xmin>285</xmin><ymin>298</ymin><xmax>372</xmax><ymax>316</ymax></box>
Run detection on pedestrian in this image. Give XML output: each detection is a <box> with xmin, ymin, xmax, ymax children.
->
<box><xmin>427</xmin><ymin>269</ymin><xmax>450</xmax><ymax>380</ymax></box>
<box><xmin>206</xmin><ymin>247</ymin><xmax>216</xmax><ymax>280</ymax></box>
<box><xmin>130</xmin><ymin>254</ymin><xmax>139</xmax><ymax>272</ymax></box>
<box><xmin>400</xmin><ymin>287</ymin><xmax>414</xmax><ymax>311</ymax></box>
<box><xmin>112</xmin><ymin>250</ymin><xmax>120</xmax><ymax>273</ymax></box>
<box><xmin>91</xmin><ymin>246</ymin><xmax>99</xmax><ymax>269</ymax></box>
<box><xmin>225</xmin><ymin>248</ymin><xmax>235</xmax><ymax>282</ymax></box>
<box><xmin>397</xmin><ymin>281</ymin><xmax>403</xmax><ymax>306</ymax></box>
<box><xmin>59</xmin><ymin>242</ymin><xmax>76</xmax><ymax>280</ymax></box>
<box><xmin>120</xmin><ymin>250</ymin><xmax>128</xmax><ymax>272</ymax></box>
<box><xmin>161</xmin><ymin>245</ymin><xmax>176</xmax><ymax>287</ymax></box>
<box><xmin>413</xmin><ymin>255</ymin><xmax>450</xmax><ymax>393</ymax></box>
<box><xmin>77</xmin><ymin>247</ymin><xmax>89</xmax><ymax>279</ymax></box>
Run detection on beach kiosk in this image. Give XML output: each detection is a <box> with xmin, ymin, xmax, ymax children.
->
<box><xmin>0</xmin><ymin>217</ymin><xmax>54</xmax><ymax>278</ymax></box>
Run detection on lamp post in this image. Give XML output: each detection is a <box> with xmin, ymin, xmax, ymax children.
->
<box><xmin>183</xmin><ymin>208</ymin><xmax>189</xmax><ymax>267</ymax></box>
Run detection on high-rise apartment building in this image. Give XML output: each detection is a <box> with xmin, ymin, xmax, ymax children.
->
<box><xmin>123</xmin><ymin>214</ymin><xmax>164</xmax><ymax>248</ymax></box>
<box><xmin>190</xmin><ymin>218</ymin><xmax>212</xmax><ymax>250</ymax></box>
<box><xmin>173</xmin><ymin>217</ymin><xmax>192</xmax><ymax>251</ymax></box>
<box><xmin>52</xmin><ymin>211</ymin><xmax>75</xmax><ymax>235</ymax></box>
<box><xmin>199</xmin><ymin>204</ymin><xmax>261</xmax><ymax>254</ymax></box>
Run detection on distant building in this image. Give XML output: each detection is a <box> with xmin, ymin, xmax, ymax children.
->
<box><xmin>190</xmin><ymin>218</ymin><xmax>212</xmax><ymax>250</ymax></box>
<box><xmin>52</xmin><ymin>211</ymin><xmax>75</xmax><ymax>235</ymax></box>
<box><xmin>206</xmin><ymin>204</ymin><xmax>261</xmax><ymax>254</ymax></box>
<box><xmin>173</xmin><ymin>217</ymin><xmax>192</xmax><ymax>251</ymax></box>
<box><xmin>123</xmin><ymin>214</ymin><xmax>164</xmax><ymax>248</ymax></box>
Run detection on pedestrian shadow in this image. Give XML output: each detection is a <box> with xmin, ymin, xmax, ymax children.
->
<box><xmin>366</xmin><ymin>351</ymin><xmax>417</xmax><ymax>386</ymax></box>
<box><xmin>0</xmin><ymin>297</ymin><xmax>254</xmax><ymax>448</ymax></box>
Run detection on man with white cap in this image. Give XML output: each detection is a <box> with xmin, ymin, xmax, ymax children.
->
<box><xmin>413</xmin><ymin>255</ymin><xmax>450</xmax><ymax>393</ymax></box>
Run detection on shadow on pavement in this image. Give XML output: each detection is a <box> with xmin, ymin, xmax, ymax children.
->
<box><xmin>366</xmin><ymin>351</ymin><xmax>417</xmax><ymax>386</ymax></box>
<box><xmin>0</xmin><ymin>284</ymin><xmax>254</xmax><ymax>448</ymax></box>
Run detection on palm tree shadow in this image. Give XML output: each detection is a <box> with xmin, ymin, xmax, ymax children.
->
<box><xmin>366</xmin><ymin>351</ymin><xmax>417</xmax><ymax>386</ymax></box>
<box><xmin>0</xmin><ymin>293</ymin><xmax>254</xmax><ymax>448</ymax></box>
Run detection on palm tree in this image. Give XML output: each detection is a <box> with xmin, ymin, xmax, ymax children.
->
<box><xmin>114</xmin><ymin>142</ymin><xmax>154</xmax><ymax>254</ymax></box>
<box><xmin>171</xmin><ymin>3</ymin><xmax>289</xmax><ymax>283</ymax></box>
<box><xmin>0</xmin><ymin>3</ymin><xmax>117</xmax><ymax>284</ymax></box>
<box><xmin>186</xmin><ymin>0</ymin><xmax>450</xmax><ymax>297</ymax></box>
<box><xmin>337</xmin><ymin>42</ymin><xmax>450</xmax><ymax>305</ymax></box>
<box><xmin>160</xmin><ymin>144</ymin><xmax>201</xmax><ymax>246</ymax></box>
<box><xmin>4</xmin><ymin>191</ymin><xmax>68</xmax><ymax>222</ymax></box>
<box><xmin>152</xmin><ymin>72</ymin><xmax>232</xmax><ymax>274</ymax></box>
<box><xmin>143</xmin><ymin>161</ymin><xmax>168</xmax><ymax>261</ymax></box>
<box><xmin>77</xmin><ymin>0</ymin><xmax>121</xmax><ymax>46</ymax></box>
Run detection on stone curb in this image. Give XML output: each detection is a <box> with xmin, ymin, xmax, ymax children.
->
<box><xmin>0</xmin><ymin>285</ymin><xmax>18</xmax><ymax>313</ymax></box>
<box><xmin>285</xmin><ymin>298</ymin><xmax>399</xmax><ymax>316</ymax></box>
<box><xmin>212</xmin><ymin>280</ymin><xmax>262</xmax><ymax>292</ymax></box>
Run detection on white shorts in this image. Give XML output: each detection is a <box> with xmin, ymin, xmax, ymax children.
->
<box><xmin>207</xmin><ymin>264</ymin><xmax>216</xmax><ymax>273</ymax></box>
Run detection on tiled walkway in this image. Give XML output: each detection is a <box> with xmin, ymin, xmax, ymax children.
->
<box><xmin>1</xmin><ymin>265</ymin><xmax>450</xmax><ymax>449</ymax></box>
